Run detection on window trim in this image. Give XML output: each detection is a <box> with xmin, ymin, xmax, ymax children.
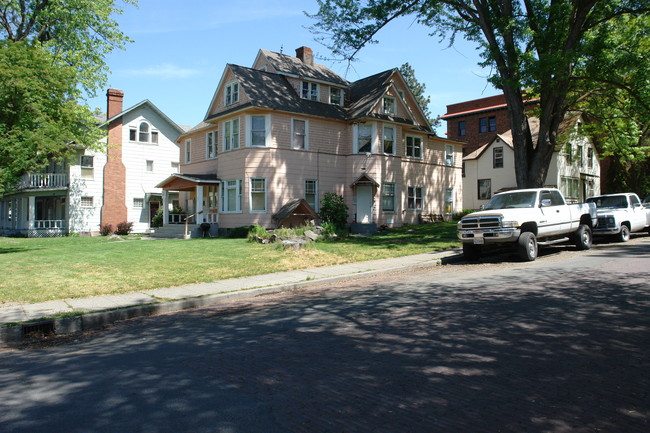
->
<box><xmin>80</xmin><ymin>155</ymin><xmax>94</xmax><ymax>168</ymax></box>
<box><xmin>478</xmin><ymin>179</ymin><xmax>491</xmax><ymax>200</ymax></box>
<box><xmin>291</xmin><ymin>118</ymin><xmax>309</xmax><ymax>150</ymax></box>
<box><xmin>224</xmin><ymin>81</ymin><xmax>239</xmax><ymax>106</ymax></box>
<box><xmin>458</xmin><ymin>120</ymin><xmax>466</xmax><ymax>137</ymax></box>
<box><xmin>382</xmin><ymin>182</ymin><xmax>396</xmax><ymax>212</ymax></box>
<box><xmin>221</xmin><ymin>179</ymin><xmax>242</xmax><ymax>213</ymax></box>
<box><xmin>383</xmin><ymin>96</ymin><xmax>396</xmax><ymax>115</ymax></box>
<box><xmin>407</xmin><ymin>186</ymin><xmax>423</xmax><ymax>210</ymax></box>
<box><xmin>246</xmin><ymin>114</ymin><xmax>270</xmax><ymax>147</ymax></box>
<box><xmin>301</xmin><ymin>81</ymin><xmax>319</xmax><ymax>101</ymax></box>
<box><xmin>445</xmin><ymin>144</ymin><xmax>455</xmax><ymax>166</ymax></box>
<box><xmin>405</xmin><ymin>135</ymin><xmax>422</xmax><ymax>159</ymax></box>
<box><xmin>133</xmin><ymin>198</ymin><xmax>144</xmax><ymax>208</ymax></box>
<box><xmin>305</xmin><ymin>179</ymin><xmax>318</xmax><ymax>212</ymax></box>
<box><xmin>223</xmin><ymin>118</ymin><xmax>240</xmax><ymax>152</ymax></box>
<box><xmin>145</xmin><ymin>160</ymin><xmax>154</xmax><ymax>172</ymax></box>
<box><xmin>354</xmin><ymin>122</ymin><xmax>376</xmax><ymax>154</ymax></box>
<box><xmin>138</xmin><ymin>121</ymin><xmax>150</xmax><ymax>143</ymax></box>
<box><xmin>206</xmin><ymin>131</ymin><xmax>218</xmax><ymax>160</ymax></box>
<box><xmin>184</xmin><ymin>139</ymin><xmax>191</xmax><ymax>164</ymax></box>
<box><xmin>493</xmin><ymin>146</ymin><xmax>504</xmax><ymax>169</ymax></box>
<box><xmin>382</xmin><ymin>125</ymin><xmax>395</xmax><ymax>155</ymax></box>
<box><xmin>80</xmin><ymin>196</ymin><xmax>94</xmax><ymax>208</ymax></box>
<box><xmin>249</xmin><ymin>177</ymin><xmax>267</xmax><ymax>213</ymax></box>
<box><xmin>329</xmin><ymin>87</ymin><xmax>342</xmax><ymax>106</ymax></box>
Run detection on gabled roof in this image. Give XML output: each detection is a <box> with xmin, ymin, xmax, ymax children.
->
<box><xmin>258</xmin><ymin>49</ymin><xmax>349</xmax><ymax>87</ymax></box>
<box><xmin>156</xmin><ymin>173</ymin><xmax>220</xmax><ymax>189</ymax></box>
<box><xmin>102</xmin><ymin>99</ymin><xmax>185</xmax><ymax>135</ymax></box>
<box><xmin>206</xmin><ymin>64</ymin><xmax>348</xmax><ymax>122</ymax></box>
<box><xmin>272</xmin><ymin>198</ymin><xmax>318</xmax><ymax>220</ymax></box>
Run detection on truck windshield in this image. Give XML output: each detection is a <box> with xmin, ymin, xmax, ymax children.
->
<box><xmin>484</xmin><ymin>191</ymin><xmax>537</xmax><ymax>210</ymax></box>
<box><xmin>586</xmin><ymin>196</ymin><xmax>628</xmax><ymax>209</ymax></box>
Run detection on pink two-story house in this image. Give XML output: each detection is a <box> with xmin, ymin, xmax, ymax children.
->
<box><xmin>157</xmin><ymin>46</ymin><xmax>463</xmax><ymax>236</ymax></box>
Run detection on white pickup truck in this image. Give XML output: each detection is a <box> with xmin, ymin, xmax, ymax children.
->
<box><xmin>586</xmin><ymin>193</ymin><xmax>650</xmax><ymax>241</ymax></box>
<box><xmin>457</xmin><ymin>188</ymin><xmax>597</xmax><ymax>261</ymax></box>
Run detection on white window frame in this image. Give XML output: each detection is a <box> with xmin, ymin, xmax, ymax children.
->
<box><xmin>305</xmin><ymin>179</ymin><xmax>318</xmax><ymax>211</ymax></box>
<box><xmin>221</xmin><ymin>179</ymin><xmax>242</xmax><ymax>213</ymax></box>
<box><xmin>171</xmin><ymin>162</ymin><xmax>179</xmax><ymax>172</ymax></box>
<box><xmin>383</xmin><ymin>96</ymin><xmax>396</xmax><ymax>115</ymax></box>
<box><xmin>206</xmin><ymin>131</ymin><xmax>217</xmax><ymax>160</ymax></box>
<box><xmin>80</xmin><ymin>196</ymin><xmax>94</xmax><ymax>208</ymax></box>
<box><xmin>493</xmin><ymin>147</ymin><xmax>504</xmax><ymax>168</ymax></box>
<box><xmin>382</xmin><ymin>182</ymin><xmax>396</xmax><ymax>212</ymax></box>
<box><xmin>382</xmin><ymin>125</ymin><xmax>395</xmax><ymax>155</ymax></box>
<box><xmin>138</xmin><ymin>122</ymin><xmax>150</xmax><ymax>142</ymax></box>
<box><xmin>151</xmin><ymin>131</ymin><xmax>159</xmax><ymax>144</ymax></box>
<box><xmin>246</xmin><ymin>114</ymin><xmax>270</xmax><ymax>147</ymax></box>
<box><xmin>478</xmin><ymin>179</ymin><xmax>491</xmax><ymax>200</ymax></box>
<box><xmin>184</xmin><ymin>139</ymin><xmax>191</xmax><ymax>163</ymax></box>
<box><xmin>405</xmin><ymin>135</ymin><xmax>422</xmax><ymax>159</ymax></box>
<box><xmin>133</xmin><ymin>198</ymin><xmax>144</xmax><ymax>208</ymax></box>
<box><xmin>407</xmin><ymin>186</ymin><xmax>423</xmax><ymax>210</ymax></box>
<box><xmin>292</xmin><ymin>118</ymin><xmax>309</xmax><ymax>150</ymax></box>
<box><xmin>445</xmin><ymin>144</ymin><xmax>455</xmax><ymax>166</ymax></box>
<box><xmin>146</xmin><ymin>160</ymin><xmax>154</xmax><ymax>172</ymax></box>
<box><xmin>301</xmin><ymin>81</ymin><xmax>319</xmax><ymax>101</ymax></box>
<box><xmin>329</xmin><ymin>87</ymin><xmax>342</xmax><ymax>106</ymax></box>
<box><xmin>224</xmin><ymin>82</ymin><xmax>239</xmax><ymax>106</ymax></box>
<box><xmin>80</xmin><ymin>155</ymin><xmax>94</xmax><ymax>168</ymax></box>
<box><xmin>129</xmin><ymin>128</ymin><xmax>137</xmax><ymax>141</ymax></box>
<box><xmin>223</xmin><ymin>118</ymin><xmax>240</xmax><ymax>152</ymax></box>
<box><xmin>249</xmin><ymin>178</ymin><xmax>267</xmax><ymax>213</ymax></box>
<box><xmin>354</xmin><ymin>122</ymin><xmax>376</xmax><ymax>154</ymax></box>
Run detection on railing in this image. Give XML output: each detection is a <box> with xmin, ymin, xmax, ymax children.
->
<box><xmin>34</xmin><ymin>220</ymin><xmax>66</xmax><ymax>229</ymax></box>
<box><xmin>168</xmin><ymin>213</ymin><xmax>188</xmax><ymax>224</ymax></box>
<box><xmin>18</xmin><ymin>173</ymin><xmax>69</xmax><ymax>190</ymax></box>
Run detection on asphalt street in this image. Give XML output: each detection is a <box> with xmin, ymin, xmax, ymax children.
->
<box><xmin>1</xmin><ymin>237</ymin><xmax>649</xmax><ymax>432</ymax></box>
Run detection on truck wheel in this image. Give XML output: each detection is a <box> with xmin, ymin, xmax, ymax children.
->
<box><xmin>617</xmin><ymin>224</ymin><xmax>630</xmax><ymax>242</ymax></box>
<box><xmin>463</xmin><ymin>243</ymin><xmax>482</xmax><ymax>262</ymax></box>
<box><xmin>518</xmin><ymin>232</ymin><xmax>538</xmax><ymax>261</ymax></box>
<box><xmin>574</xmin><ymin>224</ymin><xmax>592</xmax><ymax>250</ymax></box>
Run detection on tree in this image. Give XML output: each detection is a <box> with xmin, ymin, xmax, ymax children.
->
<box><xmin>0</xmin><ymin>0</ymin><xmax>135</xmax><ymax>192</ymax></box>
<box><xmin>398</xmin><ymin>62</ymin><xmax>439</xmax><ymax>130</ymax></box>
<box><xmin>308</xmin><ymin>0</ymin><xmax>650</xmax><ymax>188</ymax></box>
<box><xmin>319</xmin><ymin>192</ymin><xmax>349</xmax><ymax>230</ymax></box>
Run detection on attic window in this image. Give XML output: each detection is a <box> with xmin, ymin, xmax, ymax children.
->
<box><xmin>225</xmin><ymin>82</ymin><xmax>239</xmax><ymax>106</ymax></box>
<box><xmin>330</xmin><ymin>87</ymin><xmax>342</xmax><ymax>106</ymax></box>
<box><xmin>302</xmin><ymin>82</ymin><xmax>318</xmax><ymax>101</ymax></box>
<box><xmin>139</xmin><ymin>122</ymin><xmax>150</xmax><ymax>142</ymax></box>
<box><xmin>383</xmin><ymin>97</ymin><xmax>396</xmax><ymax>115</ymax></box>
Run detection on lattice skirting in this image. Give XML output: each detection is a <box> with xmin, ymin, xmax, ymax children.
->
<box><xmin>27</xmin><ymin>229</ymin><xmax>66</xmax><ymax>238</ymax></box>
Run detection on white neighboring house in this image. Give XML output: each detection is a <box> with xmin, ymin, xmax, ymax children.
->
<box><xmin>0</xmin><ymin>89</ymin><xmax>185</xmax><ymax>237</ymax></box>
<box><xmin>462</xmin><ymin>116</ymin><xmax>600</xmax><ymax>210</ymax></box>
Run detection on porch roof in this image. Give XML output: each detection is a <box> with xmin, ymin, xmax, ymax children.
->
<box><xmin>350</xmin><ymin>173</ymin><xmax>379</xmax><ymax>188</ymax></box>
<box><xmin>156</xmin><ymin>173</ymin><xmax>221</xmax><ymax>190</ymax></box>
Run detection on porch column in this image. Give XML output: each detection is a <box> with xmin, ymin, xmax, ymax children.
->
<box><xmin>28</xmin><ymin>196</ymin><xmax>35</xmax><ymax>229</ymax></box>
<box><xmin>196</xmin><ymin>185</ymin><xmax>204</xmax><ymax>224</ymax></box>
<box><xmin>162</xmin><ymin>190</ymin><xmax>169</xmax><ymax>226</ymax></box>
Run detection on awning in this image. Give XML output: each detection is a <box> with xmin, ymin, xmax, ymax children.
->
<box><xmin>350</xmin><ymin>173</ymin><xmax>379</xmax><ymax>188</ymax></box>
<box><xmin>156</xmin><ymin>173</ymin><xmax>221</xmax><ymax>191</ymax></box>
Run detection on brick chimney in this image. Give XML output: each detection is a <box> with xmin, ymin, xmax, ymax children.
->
<box><xmin>101</xmin><ymin>88</ymin><xmax>128</xmax><ymax>229</ymax></box>
<box><xmin>106</xmin><ymin>88</ymin><xmax>124</xmax><ymax>119</ymax></box>
<box><xmin>295</xmin><ymin>46</ymin><xmax>313</xmax><ymax>66</ymax></box>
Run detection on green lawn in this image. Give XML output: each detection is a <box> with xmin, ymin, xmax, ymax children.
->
<box><xmin>0</xmin><ymin>222</ymin><xmax>460</xmax><ymax>304</ymax></box>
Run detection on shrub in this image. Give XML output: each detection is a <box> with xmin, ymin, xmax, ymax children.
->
<box><xmin>247</xmin><ymin>224</ymin><xmax>268</xmax><ymax>242</ymax></box>
<box><xmin>321</xmin><ymin>221</ymin><xmax>337</xmax><ymax>236</ymax></box>
<box><xmin>100</xmin><ymin>224</ymin><xmax>113</xmax><ymax>236</ymax></box>
<box><xmin>453</xmin><ymin>209</ymin><xmax>475</xmax><ymax>220</ymax></box>
<box><xmin>227</xmin><ymin>225</ymin><xmax>254</xmax><ymax>238</ymax></box>
<box><xmin>151</xmin><ymin>208</ymin><xmax>163</xmax><ymax>228</ymax></box>
<box><xmin>319</xmin><ymin>192</ymin><xmax>349</xmax><ymax>230</ymax></box>
<box><xmin>115</xmin><ymin>221</ymin><xmax>133</xmax><ymax>235</ymax></box>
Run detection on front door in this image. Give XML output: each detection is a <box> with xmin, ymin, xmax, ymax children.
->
<box><xmin>149</xmin><ymin>201</ymin><xmax>160</xmax><ymax>224</ymax></box>
<box><xmin>356</xmin><ymin>184</ymin><xmax>373</xmax><ymax>223</ymax></box>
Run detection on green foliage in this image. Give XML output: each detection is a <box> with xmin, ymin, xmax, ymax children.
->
<box><xmin>227</xmin><ymin>225</ymin><xmax>254</xmax><ymax>238</ymax></box>
<box><xmin>319</xmin><ymin>192</ymin><xmax>349</xmax><ymax>230</ymax></box>
<box><xmin>247</xmin><ymin>224</ymin><xmax>269</xmax><ymax>241</ymax></box>
<box><xmin>151</xmin><ymin>208</ymin><xmax>163</xmax><ymax>228</ymax></box>
<box><xmin>308</xmin><ymin>0</ymin><xmax>649</xmax><ymax>188</ymax></box>
<box><xmin>0</xmin><ymin>0</ymin><xmax>135</xmax><ymax>191</ymax></box>
<box><xmin>115</xmin><ymin>221</ymin><xmax>133</xmax><ymax>236</ymax></box>
<box><xmin>320</xmin><ymin>221</ymin><xmax>338</xmax><ymax>236</ymax></box>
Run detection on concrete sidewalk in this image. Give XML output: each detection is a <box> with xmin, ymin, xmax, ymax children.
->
<box><xmin>1</xmin><ymin>249</ymin><xmax>462</xmax><ymax>343</ymax></box>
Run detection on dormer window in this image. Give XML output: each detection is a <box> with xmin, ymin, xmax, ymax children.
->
<box><xmin>383</xmin><ymin>97</ymin><xmax>396</xmax><ymax>115</ymax></box>
<box><xmin>225</xmin><ymin>82</ymin><xmax>239</xmax><ymax>106</ymax></box>
<box><xmin>330</xmin><ymin>87</ymin><xmax>342</xmax><ymax>106</ymax></box>
<box><xmin>302</xmin><ymin>82</ymin><xmax>319</xmax><ymax>101</ymax></box>
<box><xmin>139</xmin><ymin>122</ymin><xmax>150</xmax><ymax>142</ymax></box>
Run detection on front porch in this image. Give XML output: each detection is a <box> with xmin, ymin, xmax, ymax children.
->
<box><xmin>156</xmin><ymin>173</ymin><xmax>221</xmax><ymax>238</ymax></box>
<box><xmin>0</xmin><ymin>193</ymin><xmax>68</xmax><ymax>238</ymax></box>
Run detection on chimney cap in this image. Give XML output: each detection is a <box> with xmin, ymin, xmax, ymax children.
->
<box><xmin>107</xmin><ymin>88</ymin><xmax>124</xmax><ymax>97</ymax></box>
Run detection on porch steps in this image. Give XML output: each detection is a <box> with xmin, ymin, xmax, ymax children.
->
<box><xmin>149</xmin><ymin>224</ymin><xmax>198</xmax><ymax>239</ymax></box>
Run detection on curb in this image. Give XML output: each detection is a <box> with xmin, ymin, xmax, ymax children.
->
<box><xmin>1</xmin><ymin>251</ymin><xmax>463</xmax><ymax>345</ymax></box>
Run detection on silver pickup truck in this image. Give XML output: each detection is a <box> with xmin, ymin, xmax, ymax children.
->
<box><xmin>458</xmin><ymin>188</ymin><xmax>598</xmax><ymax>261</ymax></box>
<box><xmin>587</xmin><ymin>193</ymin><xmax>650</xmax><ymax>241</ymax></box>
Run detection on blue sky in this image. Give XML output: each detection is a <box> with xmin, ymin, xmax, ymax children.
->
<box><xmin>87</xmin><ymin>0</ymin><xmax>497</xmax><ymax>134</ymax></box>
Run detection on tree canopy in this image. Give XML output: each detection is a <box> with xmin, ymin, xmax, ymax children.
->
<box><xmin>398</xmin><ymin>62</ymin><xmax>439</xmax><ymax>131</ymax></box>
<box><xmin>308</xmin><ymin>0</ymin><xmax>650</xmax><ymax>189</ymax></box>
<box><xmin>0</xmin><ymin>0</ymin><xmax>135</xmax><ymax>192</ymax></box>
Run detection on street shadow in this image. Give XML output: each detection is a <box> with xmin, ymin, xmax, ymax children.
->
<box><xmin>1</xmin><ymin>246</ymin><xmax>649</xmax><ymax>432</ymax></box>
